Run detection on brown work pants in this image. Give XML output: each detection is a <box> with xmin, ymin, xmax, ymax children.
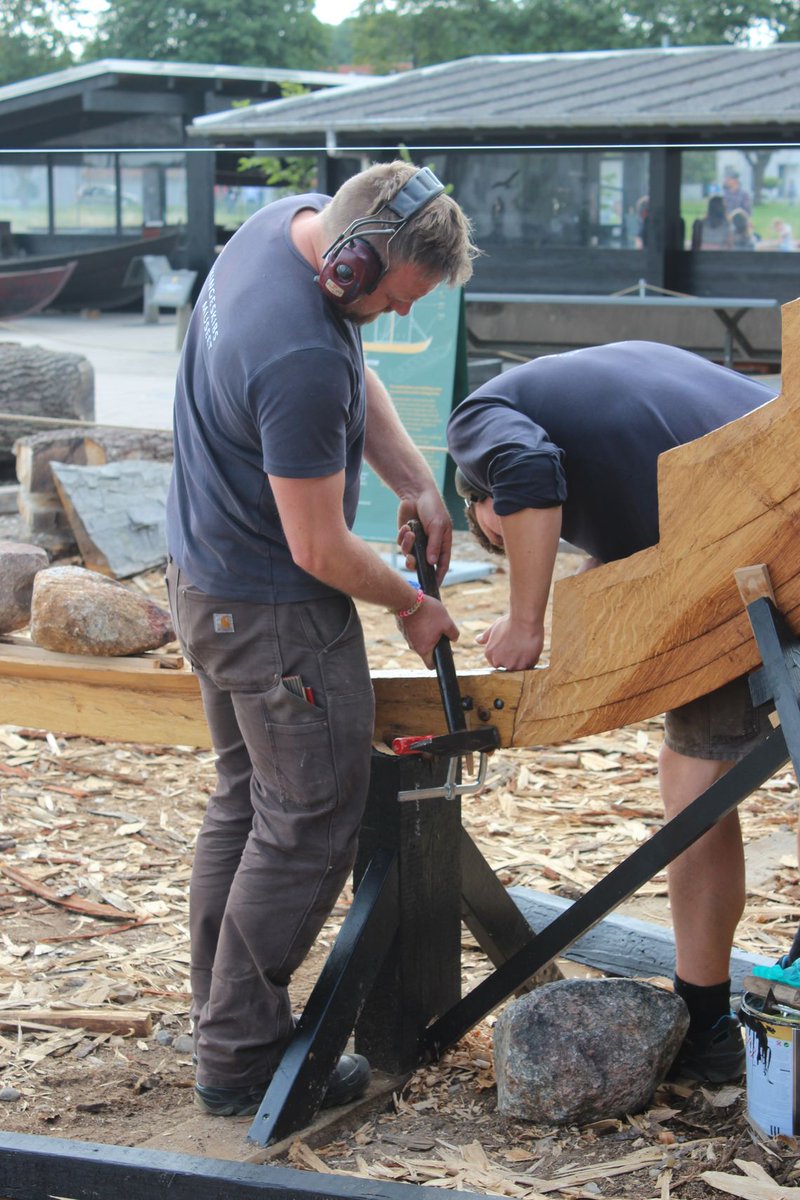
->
<box><xmin>166</xmin><ymin>561</ymin><xmax>375</xmax><ymax>1088</ymax></box>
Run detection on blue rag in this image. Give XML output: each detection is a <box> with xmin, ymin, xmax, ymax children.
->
<box><xmin>752</xmin><ymin>960</ymin><xmax>800</xmax><ymax>987</ymax></box>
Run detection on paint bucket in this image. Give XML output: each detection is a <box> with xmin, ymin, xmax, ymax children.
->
<box><xmin>741</xmin><ymin>992</ymin><xmax>800</xmax><ymax>1138</ymax></box>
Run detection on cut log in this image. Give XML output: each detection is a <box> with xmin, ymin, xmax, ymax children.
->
<box><xmin>50</xmin><ymin>460</ymin><xmax>171</xmax><ymax>577</ymax></box>
<box><xmin>83</xmin><ymin>428</ymin><xmax>173</xmax><ymax>466</ymax></box>
<box><xmin>0</xmin><ymin>342</ymin><xmax>94</xmax><ymax>461</ymax></box>
<box><xmin>15</xmin><ymin>428</ymin><xmax>90</xmax><ymax>496</ymax></box>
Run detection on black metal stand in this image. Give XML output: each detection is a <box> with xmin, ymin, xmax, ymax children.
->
<box><xmin>248</xmin><ymin>589</ymin><xmax>798</xmax><ymax>1148</ymax></box>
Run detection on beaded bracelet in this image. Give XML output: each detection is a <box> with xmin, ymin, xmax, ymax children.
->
<box><xmin>396</xmin><ymin>587</ymin><xmax>425</xmax><ymax>619</ymax></box>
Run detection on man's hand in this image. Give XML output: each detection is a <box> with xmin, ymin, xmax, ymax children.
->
<box><xmin>476</xmin><ymin>614</ymin><xmax>544</xmax><ymax>671</ymax></box>
<box><xmin>397</xmin><ymin>488</ymin><xmax>452</xmax><ymax>585</ymax></box>
<box><xmin>398</xmin><ymin>595</ymin><xmax>459</xmax><ymax>669</ymax></box>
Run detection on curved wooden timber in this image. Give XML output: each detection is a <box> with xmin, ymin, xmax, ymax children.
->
<box><xmin>0</xmin><ymin>298</ymin><xmax>798</xmax><ymax>751</ymax></box>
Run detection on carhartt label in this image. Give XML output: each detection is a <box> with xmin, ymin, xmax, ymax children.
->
<box><xmin>213</xmin><ymin>612</ymin><xmax>235</xmax><ymax>633</ymax></box>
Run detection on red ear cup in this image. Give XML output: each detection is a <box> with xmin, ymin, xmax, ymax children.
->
<box><xmin>317</xmin><ymin>238</ymin><xmax>384</xmax><ymax>305</ymax></box>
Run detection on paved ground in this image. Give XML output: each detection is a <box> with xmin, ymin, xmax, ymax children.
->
<box><xmin>0</xmin><ymin>309</ymin><xmax>181</xmax><ymax>432</ymax></box>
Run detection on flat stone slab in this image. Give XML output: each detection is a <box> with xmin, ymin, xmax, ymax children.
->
<box><xmin>50</xmin><ymin>459</ymin><xmax>172</xmax><ymax>578</ymax></box>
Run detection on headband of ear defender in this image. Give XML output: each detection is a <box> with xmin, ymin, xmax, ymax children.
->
<box><xmin>316</xmin><ymin>167</ymin><xmax>446</xmax><ymax>306</ymax></box>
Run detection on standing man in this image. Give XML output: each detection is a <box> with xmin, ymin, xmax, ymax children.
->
<box><xmin>166</xmin><ymin>161</ymin><xmax>475</xmax><ymax>1117</ymax></box>
<box><xmin>446</xmin><ymin>341</ymin><xmax>777</xmax><ymax>1083</ymax></box>
<box><xmin>722</xmin><ymin>168</ymin><xmax>752</xmax><ymax>216</ymax></box>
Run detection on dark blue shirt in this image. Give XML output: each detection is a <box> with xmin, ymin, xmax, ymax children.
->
<box><xmin>167</xmin><ymin>194</ymin><xmax>366</xmax><ymax>602</ymax></box>
<box><xmin>447</xmin><ymin>341</ymin><xmax>775</xmax><ymax>563</ymax></box>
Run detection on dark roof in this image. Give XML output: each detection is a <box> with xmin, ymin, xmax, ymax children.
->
<box><xmin>191</xmin><ymin>44</ymin><xmax>800</xmax><ymax>145</ymax></box>
<box><xmin>0</xmin><ymin>59</ymin><xmax>372</xmax><ymax>149</ymax></box>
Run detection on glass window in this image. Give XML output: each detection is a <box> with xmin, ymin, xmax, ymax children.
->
<box><xmin>431</xmin><ymin>149</ymin><xmax>649</xmax><ymax>251</ymax></box>
<box><xmin>120</xmin><ymin>151</ymin><xmax>187</xmax><ymax>232</ymax></box>
<box><xmin>59</xmin><ymin>154</ymin><xmax>119</xmax><ymax>233</ymax></box>
<box><xmin>682</xmin><ymin>148</ymin><xmax>800</xmax><ymax>252</ymax></box>
<box><xmin>0</xmin><ymin>161</ymin><xmax>49</xmax><ymax>235</ymax></box>
<box><xmin>214</xmin><ymin>184</ymin><xmax>279</xmax><ymax>231</ymax></box>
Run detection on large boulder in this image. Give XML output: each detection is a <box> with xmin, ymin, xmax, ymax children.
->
<box><xmin>30</xmin><ymin>565</ymin><xmax>174</xmax><ymax>657</ymax></box>
<box><xmin>493</xmin><ymin>977</ymin><xmax>689</xmax><ymax>1126</ymax></box>
<box><xmin>0</xmin><ymin>541</ymin><xmax>49</xmax><ymax>633</ymax></box>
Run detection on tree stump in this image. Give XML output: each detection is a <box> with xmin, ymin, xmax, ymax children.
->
<box><xmin>0</xmin><ymin>342</ymin><xmax>94</xmax><ymax>466</ymax></box>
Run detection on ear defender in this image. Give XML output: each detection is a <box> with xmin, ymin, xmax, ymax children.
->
<box><xmin>316</xmin><ymin>238</ymin><xmax>384</xmax><ymax>304</ymax></box>
<box><xmin>316</xmin><ymin>167</ymin><xmax>445</xmax><ymax>307</ymax></box>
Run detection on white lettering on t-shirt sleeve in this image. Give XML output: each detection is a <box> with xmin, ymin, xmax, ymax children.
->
<box><xmin>202</xmin><ymin>267</ymin><xmax>219</xmax><ymax>350</ymax></box>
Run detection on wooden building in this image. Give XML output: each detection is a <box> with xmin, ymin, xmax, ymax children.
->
<box><xmin>0</xmin><ymin>59</ymin><xmax>369</xmax><ymax>279</ymax></box>
<box><xmin>192</xmin><ymin>44</ymin><xmax>800</xmax><ymax>361</ymax></box>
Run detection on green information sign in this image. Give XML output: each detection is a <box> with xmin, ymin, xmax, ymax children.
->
<box><xmin>354</xmin><ymin>284</ymin><xmax>468</xmax><ymax>543</ymax></box>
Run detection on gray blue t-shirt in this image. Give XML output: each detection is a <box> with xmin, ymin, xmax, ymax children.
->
<box><xmin>166</xmin><ymin>194</ymin><xmax>366</xmax><ymax>602</ymax></box>
<box><xmin>447</xmin><ymin>341</ymin><xmax>775</xmax><ymax>563</ymax></box>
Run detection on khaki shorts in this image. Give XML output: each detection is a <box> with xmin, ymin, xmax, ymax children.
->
<box><xmin>664</xmin><ymin>675</ymin><xmax>772</xmax><ymax>762</ymax></box>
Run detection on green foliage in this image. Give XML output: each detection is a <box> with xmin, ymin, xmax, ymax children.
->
<box><xmin>236</xmin><ymin>86</ymin><xmax>318</xmax><ymax>197</ymax></box>
<box><xmin>238</xmin><ymin>155</ymin><xmax>318</xmax><ymax>193</ymax></box>
<box><xmin>86</xmin><ymin>0</ymin><xmax>330</xmax><ymax>69</ymax></box>
<box><xmin>339</xmin><ymin>0</ymin><xmax>789</xmax><ymax>70</ymax></box>
<box><xmin>0</xmin><ymin>0</ymin><xmax>76</xmax><ymax>86</ymax></box>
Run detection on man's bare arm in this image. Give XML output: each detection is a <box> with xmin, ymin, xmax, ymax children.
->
<box><xmin>269</xmin><ymin>469</ymin><xmax>458</xmax><ymax>668</ymax></box>
<box><xmin>477</xmin><ymin>506</ymin><xmax>563</xmax><ymax>670</ymax></box>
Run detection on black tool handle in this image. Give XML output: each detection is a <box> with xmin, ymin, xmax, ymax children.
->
<box><xmin>407</xmin><ymin>519</ymin><xmax>466</xmax><ymax>733</ymax></box>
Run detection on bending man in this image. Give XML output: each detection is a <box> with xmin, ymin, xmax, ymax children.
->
<box><xmin>446</xmin><ymin>340</ymin><xmax>776</xmax><ymax>1083</ymax></box>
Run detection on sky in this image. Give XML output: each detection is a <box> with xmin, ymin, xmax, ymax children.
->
<box><xmin>314</xmin><ymin>0</ymin><xmax>362</xmax><ymax>24</ymax></box>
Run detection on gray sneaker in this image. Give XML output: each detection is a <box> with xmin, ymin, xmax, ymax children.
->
<box><xmin>670</xmin><ymin>1014</ymin><xmax>745</xmax><ymax>1083</ymax></box>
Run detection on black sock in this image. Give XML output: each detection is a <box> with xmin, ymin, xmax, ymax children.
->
<box><xmin>674</xmin><ymin>975</ymin><xmax>731</xmax><ymax>1035</ymax></box>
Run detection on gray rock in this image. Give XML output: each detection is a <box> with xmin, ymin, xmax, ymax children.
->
<box><xmin>0</xmin><ymin>540</ymin><xmax>49</xmax><ymax>633</ymax></box>
<box><xmin>0</xmin><ymin>1087</ymin><xmax>21</xmax><ymax>1102</ymax></box>
<box><xmin>154</xmin><ymin>1030</ymin><xmax>174</xmax><ymax>1046</ymax></box>
<box><xmin>30</xmin><ymin>565</ymin><xmax>174</xmax><ymax>656</ymax></box>
<box><xmin>493</xmin><ymin>978</ymin><xmax>689</xmax><ymax>1126</ymax></box>
<box><xmin>172</xmin><ymin>1033</ymin><xmax>194</xmax><ymax>1055</ymax></box>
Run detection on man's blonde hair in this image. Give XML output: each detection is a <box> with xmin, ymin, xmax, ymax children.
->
<box><xmin>322</xmin><ymin>160</ymin><xmax>477</xmax><ymax>286</ymax></box>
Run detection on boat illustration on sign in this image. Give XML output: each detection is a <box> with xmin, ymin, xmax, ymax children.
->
<box><xmin>363</xmin><ymin>312</ymin><xmax>432</xmax><ymax>355</ymax></box>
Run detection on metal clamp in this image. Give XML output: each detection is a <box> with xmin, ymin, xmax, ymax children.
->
<box><xmin>397</xmin><ymin>750</ymin><xmax>491</xmax><ymax>802</ymax></box>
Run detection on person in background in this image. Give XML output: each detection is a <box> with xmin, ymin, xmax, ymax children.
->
<box><xmin>722</xmin><ymin>169</ymin><xmax>752</xmax><ymax>216</ymax></box>
<box><xmin>446</xmin><ymin>342</ymin><xmax>778</xmax><ymax>1084</ymax></box>
<box><xmin>771</xmin><ymin>217</ymin><xmax>795</xmax><ymax>251</ymax></box>
<box><xmin>166</xmin><ymin>160</ymin><xmax>476</xmax><ymax>1118</ymax></box>
<box><xmin>730</xmin><ymin>208</ymin><xmax>757</xmax><ymax>250</ymax></box>
<box><xmin>691</xmin><ymin>195</ymin><xmax>732</xmax><ymax>250</ymax></box>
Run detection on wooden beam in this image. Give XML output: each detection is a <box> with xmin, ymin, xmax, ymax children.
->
<box><xmin>0</xmin><ymin>1009</ymin><xmax>152</xmax><ymax>1036</ymax></box>
<box><xmin>509</xmin><ymin>888</ymin><xmax>771</xmax><ymax>994</ymax></box>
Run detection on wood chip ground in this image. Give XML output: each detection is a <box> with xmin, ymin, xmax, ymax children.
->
<box><xmin>0</xmin><ymin>535</ymin><xmax>799</xmax><ymax>1199</ymax></box>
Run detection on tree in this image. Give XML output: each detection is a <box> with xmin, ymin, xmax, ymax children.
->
<box><xmin>624</xmin><ymin>0</ymin><xmax>784</xmax><ymax>46</ymax></box>
<box><xmin>348</xmin><ymin>0</ymin><xmax>637</xmax><ymax>70</ymax></box>
<box><xmin>87</xmin><ymin>0</ymin><xmax>330</xmax><ymax>70</ymax></box>
<box><xmin>342</xmin><ymin>0</ymin><xmax>789</xmax><ymax>70</ymax></box>
<box><xmin>0</xmin><ymin>0</ymin><xmax>76</xmax><ymax>86</ymax></box>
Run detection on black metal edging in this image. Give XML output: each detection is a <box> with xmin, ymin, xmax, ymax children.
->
<box><xmin>0</xmin><ymin>1131</ymin><xmax>506</xmax><ymax>1200</ymax></box>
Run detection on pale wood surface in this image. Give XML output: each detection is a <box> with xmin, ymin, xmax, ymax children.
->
<box><xmin>0</xmin><ymin>300</ymin><xmax>798</xmax><ymax>749</ymax></box>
